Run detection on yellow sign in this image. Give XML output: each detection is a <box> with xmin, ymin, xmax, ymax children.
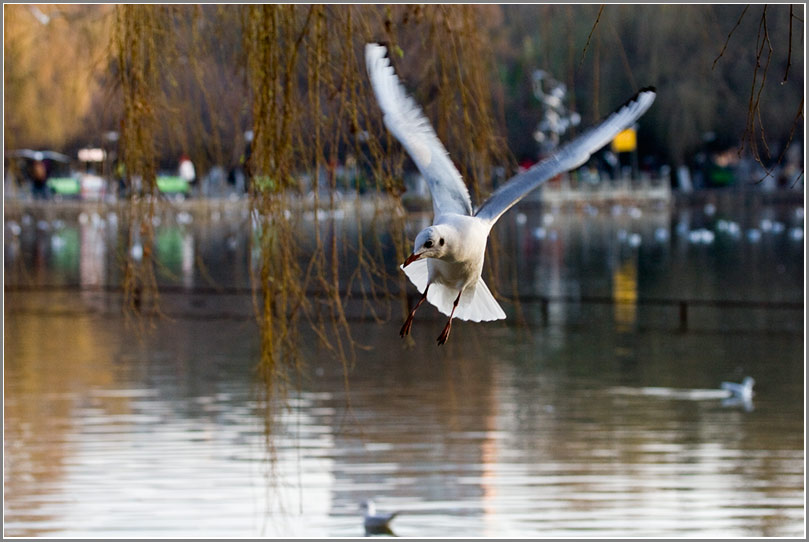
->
<box><xmin>611</xmin><ymin>128</ymin><xmax>637</xmax><ymax>153</ymax></box>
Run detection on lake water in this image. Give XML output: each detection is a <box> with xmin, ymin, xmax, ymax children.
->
<box><xmin>4</xmin><ymin>192</ymin><xmax>805</xmax><ymax>537</ymax></box>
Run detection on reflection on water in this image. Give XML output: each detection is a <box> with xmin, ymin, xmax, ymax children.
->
<box><xmin>4</xmin><ymin>194</ymin><xmax>805</xmax><ymax>537</ymax></box>
<box><xmin>612</xmin><ymin>259</ymin><xmax>638</xmax><ymax>331</ymax></box>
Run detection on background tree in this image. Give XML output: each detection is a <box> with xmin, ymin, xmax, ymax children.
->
<box><xmin>493</xmin><ymin>4</ymin><xmax>803</xmax><ymax>173</ymax></box>
<box><xmin>4</xmin><ymin>5</ymin><xmax>114</xmax><ymax>152</ymax></box>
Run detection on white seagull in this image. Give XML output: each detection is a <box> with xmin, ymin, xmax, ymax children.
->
<box><xmin>720</xmin><ymin>376</ymin><xmax>756</xmax><ymax>401</ymax></box>
<box><xmin>366</xmin><ymin>43</ymin><xmax>656</xmax><ymax>344</ymax></box>
<box><xmin>361</xmin><ymin>500</ymin><xmax>398</xmax><ymax>535</ymax></box>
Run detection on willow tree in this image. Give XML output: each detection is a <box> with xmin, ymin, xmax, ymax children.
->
<box><xmin>112</xmin><ymin>5</ymin><xmax>512</xmax><ymax>394</ymax></box>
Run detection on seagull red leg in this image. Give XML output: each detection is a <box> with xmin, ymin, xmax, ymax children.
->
<box><xmin>437</xmin><ymin>290</ymin><xmax>463</xmax><ymax>345</ymax></box>
<box><xmin>400</xmin><ymin>284</ymin><xmax>430</xmax><ymax>337</ymax></box>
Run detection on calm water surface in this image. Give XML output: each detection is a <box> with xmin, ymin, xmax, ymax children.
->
<box><xmin>4</xmin><ymin>193</ymin><xmax>805</xmax><ymax>537</ymax></box>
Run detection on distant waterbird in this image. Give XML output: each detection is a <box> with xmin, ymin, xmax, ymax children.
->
<box><xmin>361</xmin><ymin>499</ymin><xmax>399</xmax><ymax>535</ymax></box>
<box><xmin>720</xmin><ymin>376</ymin><xmax>755</xmax><ymax>401</ymax></box>
<box><xmin>365</xmin><ymin>42</ymin><xmax>656</xmax><ymax>344</ymax></box>
<box><xmin>610</xmin><ymin>376</ymin><xmax>755</xmax><ymax>411</ymax></box>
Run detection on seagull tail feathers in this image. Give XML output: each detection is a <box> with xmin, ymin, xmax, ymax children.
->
<box><xmin>402</xmin><ymin>261</ymin><xmax>506</xmax><ymax>322</ymax></box>
<box><xmin>455</xmin><ymin>277</ymin><xmax>507</xmax><ymax>322</ymax></box>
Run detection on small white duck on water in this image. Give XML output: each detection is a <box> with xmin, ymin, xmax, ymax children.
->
<box><xmin>721</xmin><ymin>376</ymin><xmax>756</xmax><ymax>401</ymax></box>
<box><xmin>361</xmin><ymin>499</ymin><xmax>399</xmax><ymax>535</ymax></box>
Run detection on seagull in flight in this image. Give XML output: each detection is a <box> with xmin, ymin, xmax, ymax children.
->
<box><xmin>365</xmin><ymin>43</ymin><xmax>656</xmax><ymax>345</ymax></box>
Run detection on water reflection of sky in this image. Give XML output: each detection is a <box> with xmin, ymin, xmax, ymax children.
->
<box><xmin>5</xmin><ymin>309</ymin><xmax>803</xmax><ymax>537</ymax></box>
<box><xmin>3</xmin><ymin>194</ymin><xmax>805</xmax><ymax>537</ymax></box>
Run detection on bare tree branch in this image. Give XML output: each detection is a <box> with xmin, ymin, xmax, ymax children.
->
<box><xmin>741</xmin><ymin>5</ymin><xmax>774</xmax><ymax>172</ymax></box>
<box><xmin>579</xmin><ymin>4</ymin><xmax>604</xmax><ymax>69</ymax></box>
<box><xmin>609</xmin><ymin>18</ymin><xmax>638</xmax><ymax>92</ymax></box>
<box><xmin>782</xmin><ymin>4</ymin><xmax>793</xmax><ymax>84</ymax></box>
<box><xmin>712</xmin><ymin>4</ymin><xmax>749</xmax><ymax>70</ymax></box>
<box><xmin>760</xmin><ymin>96</ymin><xmax>804</xmax><ymax>187</ymax></box>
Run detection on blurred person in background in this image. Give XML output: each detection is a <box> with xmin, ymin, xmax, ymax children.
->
<box><xmin>179</xmin><ymin>153</ymin><xmax>196</xmax><ymax>195</ymax></box>
<box><xmin>30</xmin><ymin>159</ymin><xmax>49</xmax><ymax>199</ymax></box>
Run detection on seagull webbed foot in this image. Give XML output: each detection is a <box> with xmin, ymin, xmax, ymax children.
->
<box><xmin>401</xmin><ymin>287</ymin><xmax>429</xmax><ymax>338</ymax></box>
<box><xmin>436</xmin><ymin>320</ymin><xmax>452</xmax><ymax>345</ymax></box>
<box><xmin>400</xmin><ymin>314</ymin><xmax>415</xmax><ymax>337</ymax></box>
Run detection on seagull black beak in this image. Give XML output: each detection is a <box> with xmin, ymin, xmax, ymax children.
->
<box><xmin>403</xmin><ymin>252</ymin><xmax>421</xmax><ymax>267</ymax></box>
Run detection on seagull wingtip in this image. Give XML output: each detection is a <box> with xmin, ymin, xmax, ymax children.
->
<box><xmin>365</xmin><ymin>42</ymin><xmax>388</xmax><ymax>57</ymax></box>
<box><xmin>365</xmin><ymin>43</ymin><xmax>389</xmax><ymax>74</ymax></box>
<box><xmin>618</xmin><ymin>86</ymin><xmax>656</xmax><ymax>110</ymax></box>
<box><xmin>631</xmin><ymin>86</ymin><xmax>657</xmax><ymax>103</ymax></box>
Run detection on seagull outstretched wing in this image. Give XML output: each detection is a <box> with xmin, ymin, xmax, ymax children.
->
<box><xmin>475</xmin><ymin>87</ymin><xmax>657</xmax><ymax>224</ymax></box>
<box><xmin>365</xmin><ymin>43</ymin><xmax>473</xmax><ymax>217</ymax></box>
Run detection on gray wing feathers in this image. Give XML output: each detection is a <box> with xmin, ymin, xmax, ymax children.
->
<box><xmin>366</xmin><ymin>43</ymin><xmax>473</xmax><ymax>217</ymax></box>
<box><xmin>475</xmin><ymin>88</ymin><xmax>656</xmax><ymax>224</ymax></box>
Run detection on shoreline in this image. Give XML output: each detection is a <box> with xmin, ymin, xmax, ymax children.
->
<box><xmin>3</xmin><ymin>186</ymin><xmax>803</xmax><ymax>221</ymax></box>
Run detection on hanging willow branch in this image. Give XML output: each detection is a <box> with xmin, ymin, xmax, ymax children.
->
<box><xmin>114</xmin><ymin>5</ymin><xmax>167</xmax><ymax>325</ymax></box>
<box><xmin>236</xmin><ymin>4</ymin><xmax>513</xmax><ymax>398</ymax></box>
<box><xmin>111</xmin><ymin>6</ymin><xmax>512</xmax><ymax>411</ymax></box>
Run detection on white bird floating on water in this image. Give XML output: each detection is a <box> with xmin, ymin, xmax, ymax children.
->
<box><xmin>365</xmin><ymin>43</ymin><xmax>657</xmax><ymax>344</ymax></box>
<box><xmin>361</xmin><ymin>499</ymin><xmax>399</xmax><ymax>535</ymax></box>
<box><xmin>611</xmin><ymin>376</ymin><xmax>755</xmax><ymax>411</ymax></box>
<box><xmin>720</xmin><ymin>376</ymin><xmax>756</xmax><ymax>402</ymax></box>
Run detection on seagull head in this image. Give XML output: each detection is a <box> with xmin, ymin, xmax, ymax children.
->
<box><xmin>741</xmin><ymin>376</ymin><xmax>756</xmax><ymax>397</ymax></box>
<box><xmin>404</xmin><ymin>226</ymin><xmax>449</xmax><ymax>267</ymax></box>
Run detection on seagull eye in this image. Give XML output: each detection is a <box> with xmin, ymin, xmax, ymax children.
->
<box><xmin>424</xmin><ymin>240</ymin><xmax>433</xmax><ymax>249</ymax></box>
<box><xmin>439</xmin><ymin>238</ymin><xmax>445</xmax><ymax>246</ymax></box>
